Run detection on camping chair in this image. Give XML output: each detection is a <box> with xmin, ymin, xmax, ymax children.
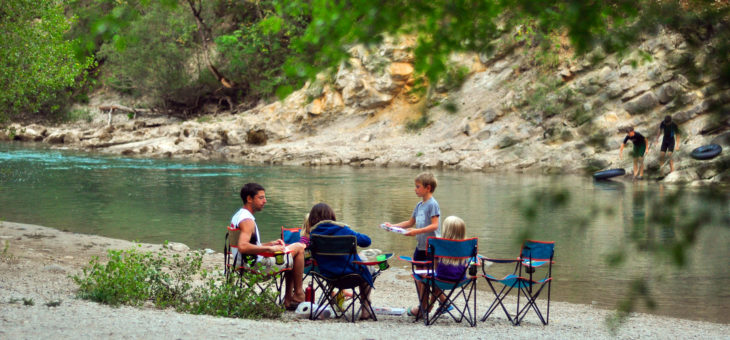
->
<box><xmin>281</xmin><ymin>226</ymin><xmax>315</xmax><ymax>283</ymax></box>
<box><xmin>399</xmin><ymin>237</ymin><xmax>479</xmax><ymax>326</ymax></box>
<box><xmin>480</xmin><ymin>239</ymin><xmax>555</xmax><ymax>325</ymax></box>
<box><xmin>308</xmin><ymin>234</ymin><xmax>392</xmax><ymax>322</ymax></box>
<box><xmin>223</xmin><ymin>225</ymin><xmax>291</xmax><ymax>305</ymax></box>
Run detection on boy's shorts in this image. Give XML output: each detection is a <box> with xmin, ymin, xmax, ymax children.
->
<box><xmin>413</xmin><ymin>249</ymin><xmax>428</xmax><ymax>262</ymax></box>
<box><xmin>632</xmin><ymin>143</ymin><xmax>646</xmax><ymax>158</ymax></box>
<box><xmin>661</xmin><ymin>139</ymin><xmax>675</xmax><ymax>152</ymax></box>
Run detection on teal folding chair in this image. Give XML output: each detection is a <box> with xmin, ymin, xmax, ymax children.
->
<box><xmin>400</xmin><ymin>237</ymin><xmax>479</xmax><ymax>326</ymax></box>
<box><xmin>480</xmin><ymin>240</ymin><xmax>555</xmax><ymax>325</ymax></box>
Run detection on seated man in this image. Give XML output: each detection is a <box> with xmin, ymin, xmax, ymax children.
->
<box><xmin>232</xmin><ymin>182</ymin><xmax>306</xmax><ymax>310</ymax></box>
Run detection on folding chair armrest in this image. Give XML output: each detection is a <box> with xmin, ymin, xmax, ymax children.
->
<box><xmin>354</xmin><ymin>253</ymin><xmax>394</xmax><ymax>266</ymax></box>
<box><xmin>481</xmin><ymin>256</ymin><xmax>521</xmax><ymax>264</ymax></box>
<box><xmin>521</xmin><ymin>259</ymin><xmax>554</xmax><ymax>268</ymax></box>
<box><xmin>398</xmin><ymin>255</ymin><xmax>431</xmax><ymax>266</ymax></box>
<box><xmin>258</xmin><ymin>248</ymin><xmax>294</xmax><ymax>257</ymax></box>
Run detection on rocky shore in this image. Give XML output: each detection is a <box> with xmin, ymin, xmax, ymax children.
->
<box><xmin>2</xmin><ymin>31</ymin><xmax>729</xmax><ymax>184</ymax></box>
<box><xmin>1</xmin><ymin>221</ymin><xmax>728</xmax><ymax>339</ymax></box>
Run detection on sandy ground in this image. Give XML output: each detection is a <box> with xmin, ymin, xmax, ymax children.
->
<box><xmin>1</xmin><ymin>221</ymin><xmax>728</xmax><ymax>339</ymax></box>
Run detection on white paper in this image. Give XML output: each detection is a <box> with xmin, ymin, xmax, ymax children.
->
<box><xmin>380</xmin><ymin>223</ymin><xmax>407</xmax><ymax>234</ymax></box>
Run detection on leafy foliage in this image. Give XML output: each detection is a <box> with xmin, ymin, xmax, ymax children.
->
<box><xmin>273</xmin><ymin>0</ymin><xmax>729</xmax><ymax>97</ymax></box>
<box><xmin>0</xmin><ymin>0</ymin><xmax>94</xmax><ymax>121</ymax></box>
<box><xmin>72</xmin><ymin>245</ymin><xmax>282</xmax><ymax>319</ymax></box>
<box><xmin>214</xmin><ymin>1</ymin><xmax>309</xmax><ymax>100</ymax></box>
<box><xmin>97</xmin><ymin>2</ymin><xmax>211</xmax><ymax>109</ymax></box>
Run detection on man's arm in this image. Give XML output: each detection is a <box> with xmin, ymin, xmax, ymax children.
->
<box><xmin>619</xmin><ymin>142</ymin><xmax>625</xmax><ymax>159</ymax></box>
<box><xmin>675</xmin><ymin>126</ymin><xmax>681</xmax><ymax>149</ymax></box>
<box><xmin>237</xmin><ymin>219</ymin><xmax>284</xmax><ymax>254</ymax></box>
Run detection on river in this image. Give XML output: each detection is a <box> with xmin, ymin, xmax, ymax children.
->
<box><xmin>0</xmin><ymin>141</ymin><xmax>728</xmax><ymax>323</ymax></box>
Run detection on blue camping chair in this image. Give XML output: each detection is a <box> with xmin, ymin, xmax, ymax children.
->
<box><xmin>281</xmin><ymin>226</ymin><xmax>315</xmax><ymax>279</ymax></box>
<box><xmin>480</xmin><ymin>239</ymin><xmax>555</xmax><ymax>325</ymax></box>
<box><xmin>400</xmin><ymin>237</ymin><xmax>479</xmax><ymax>326</ymax></box>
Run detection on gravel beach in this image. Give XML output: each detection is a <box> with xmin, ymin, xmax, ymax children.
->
<box><xmin>1</xmin><ymin>221</ymin><xmax>727</xmax><ymax>339</ymax></box>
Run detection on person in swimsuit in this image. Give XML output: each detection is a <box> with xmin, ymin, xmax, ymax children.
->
<box><xmin>654</xmin><ymin>115</ymin><xmax>681</xmax><ymax>174</ymax></box>
<box><xmin>619</xmin><ymin>127</ymin><xmax>649</xmax><ymax>179</ymax></box>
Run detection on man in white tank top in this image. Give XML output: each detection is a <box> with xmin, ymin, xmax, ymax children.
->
<box><xmin>232</xmin><ymin>183</ymin><xmax>307</xmax><ymax>309</ymax></box>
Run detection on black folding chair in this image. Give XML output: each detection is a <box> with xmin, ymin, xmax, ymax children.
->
<box><xmin>308</xmin><ymin>234</ymin><xmax>391</xmax><ymax>322</ymax></box>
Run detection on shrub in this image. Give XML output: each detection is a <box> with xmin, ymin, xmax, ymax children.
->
<box><xmin>73</xmin><ymin>245</ymin><xmax>283</xmax><ymax>319</ymax></box>
<box><xmin>182</xmin><ymin>274</ymin><xmax>281</xmax><ymax>319</ymax></box>
<box><xmin>405</xmin><ymin>113</ymin><xmax>431</xmax><ymax>132</ymax></box>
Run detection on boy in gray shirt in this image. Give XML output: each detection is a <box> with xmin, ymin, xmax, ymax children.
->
<box><xmin>384</xmin><ymin>172</ymin><xmax>441</xmax><ymax>262</ymax></box>
<box><xmin>383</xmin><ymin>172</ymin><xmax>442</xmax><ymax>317</ymax></box>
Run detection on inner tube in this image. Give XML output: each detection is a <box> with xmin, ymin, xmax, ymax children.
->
<box><xmin>593</xmin><ymin>168</ymin><xmax>626</xmax><ymax>180</ymax></box>
<box><xmin>690</xmin><ymin>144</ymin><xmax>722</xmax><ymax>160</ymax></box>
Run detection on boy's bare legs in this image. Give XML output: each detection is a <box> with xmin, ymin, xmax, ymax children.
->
<box><xmin>632</xmin><ymin>158</ymin><xmax>639</xmax><ymax>178</ymax></box>
<box><xmin>667</xmin><ymin>151</ymin><xmax>674</xmax><ymax>173</ymax></box>
<box><xmin>638</xmin><ymin>156</ymin><xmax>645</xmax><ymax>178</ymax></box>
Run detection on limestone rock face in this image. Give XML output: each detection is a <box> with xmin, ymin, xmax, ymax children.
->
<box><xmin>624</xmin><ymin>92</ymin><xmax>658</xmax><ymax>115</ymax></box>
<box><xmin>9</xmin><ymin>31</ymin><xmax>728</xmax><ymax>186</ymax></box>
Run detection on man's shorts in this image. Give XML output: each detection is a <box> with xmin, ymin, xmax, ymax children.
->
<box><xmin>256</xmin><ymin>253</ymin><xmax>294</xmax><ymax>273</ymax></box>
<box><xmin>632</xmin><ymin>143</ymin><xmax>646</xmax><ymax>158</ymax></box>
<box><xmin>661</xmin><ymin>138</ymin><xmax>675</xmax><ymax>152</ymax></box>
<box><xmin>233</xmin><ymin>249</ymin><xmax>293</xmax><ymax>274</ymax></box>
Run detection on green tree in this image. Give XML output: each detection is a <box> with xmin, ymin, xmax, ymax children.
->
<box><xmin>0</xmin><ymin>0</ymin><xmax>94</xmax><ymax>122</ymax></box>
<box><xmin>97</xmin><ymin>1</ymin><xmax>212</xmax><ymax>112</ymax></box>
<box><xmin>275</xmin><ymin>0</ymin><xmax>729</xmax><ymax>96</ymax></box>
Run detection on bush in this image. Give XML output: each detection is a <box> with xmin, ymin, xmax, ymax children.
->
<box><xmin>0</xmin><ymin>0</ymin><xmax>94</xmax><ymax>121</ymax></box>
<box><xmin>72</xmin><ymin>245</ymin><xmax>282</xmax><ymax>319</ymax></box>
<box><xmin>183</xmin><ymin>274</ymin><xmax>281</xmax><ymax>319</ymax></box>
<box><xmin>97</xmin><ymin>3</ymin><xmax>211</xmax><ymax>108</ymax></box>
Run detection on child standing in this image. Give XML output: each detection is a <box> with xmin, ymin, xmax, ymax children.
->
<box><xmin>383</xmin><ymin>172</ymin><xmax>442</xmax><ymax>318</ymax></box>
<box><xmin>384</xmin><ymin>172</ymin><xmax>441</xmax><ymax>262</ymax></box>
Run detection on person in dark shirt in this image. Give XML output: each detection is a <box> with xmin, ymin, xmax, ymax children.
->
<box><xmin>654</xmin><ymin>115</ymin><xmax>681</xmax><ymax>174</ymax></box>
<box><xmin>619</xmin><ymin>127</ymin><xmax>649</xmax><ymax>179</ymax></box>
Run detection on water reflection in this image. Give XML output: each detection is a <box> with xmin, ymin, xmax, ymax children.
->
<box><xmin>0</xmin><ymin>142</ymin><xmax>728</xmax><ymax>323</ymax></box>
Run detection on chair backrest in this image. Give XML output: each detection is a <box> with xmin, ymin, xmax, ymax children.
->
<box><xmin>309</xmin><ymin>234</ymin><xmax>358</xmax><ymax>277</ymax></box>
<box><xmin>427</xmin><ymin>237</ymin><xmax>478</xmax><ymax>281</ymax></box>
<box><xmin>427</xmin><ymin>237</ymin><xmax>478</xmax><ymax>258</ymax></box>
<box><xmin>310</xmin><ymin>234</ymin><xmax>357</xmax><ymax>256</ymax></box>
<box><xmin>282</xmin><ymin>227</ymin><xmax>302</xmax><ymax>245</ymax></box>
<box><xmin>519</xmin><ymin>240</ymin><xmax>555</xmax><ymax>261</ymax></box>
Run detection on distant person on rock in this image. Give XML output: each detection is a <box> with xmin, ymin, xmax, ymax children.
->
<box><xmin>654</xmin><ymin>115</ymin><xmax>681</xmax><ymax>175</ymax></box>
<box><xmin>619</xmin><ymin>127</ymin><xmax>649</xmax><ymax>179</ymax></box>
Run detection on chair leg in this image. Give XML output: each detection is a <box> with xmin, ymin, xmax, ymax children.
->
<box><xmin>515</xmin><ymin>283</ymin><xmax>549</xmax><ymax>325</ymax></box>
<box><xmin>481</xmin><ymin>281</ymin><xmax>515</xmax><ymax>325</ymax></box>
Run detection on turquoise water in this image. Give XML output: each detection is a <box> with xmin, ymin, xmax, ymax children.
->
<box><xmin>0</xmin><ymin>141</ymin><xmax>728</xmax><ymax>323</ymax></box>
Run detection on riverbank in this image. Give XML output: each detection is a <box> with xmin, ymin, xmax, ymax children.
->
<box><xmin>1</xmin><ymin>221</ymin><xmax>727</xmax><ymax>339</ymax></box>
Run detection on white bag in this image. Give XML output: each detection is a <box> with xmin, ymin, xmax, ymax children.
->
<box><xmin>294</xmin><ymin>302</ymin><xmax>332</xmax><ymax>319</ymax></box>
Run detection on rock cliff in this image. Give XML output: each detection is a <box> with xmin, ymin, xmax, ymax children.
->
<box><xmin>3</xmin><ymin>31</ymin><xmax>728</xmax><ymax>184</ymax></box>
